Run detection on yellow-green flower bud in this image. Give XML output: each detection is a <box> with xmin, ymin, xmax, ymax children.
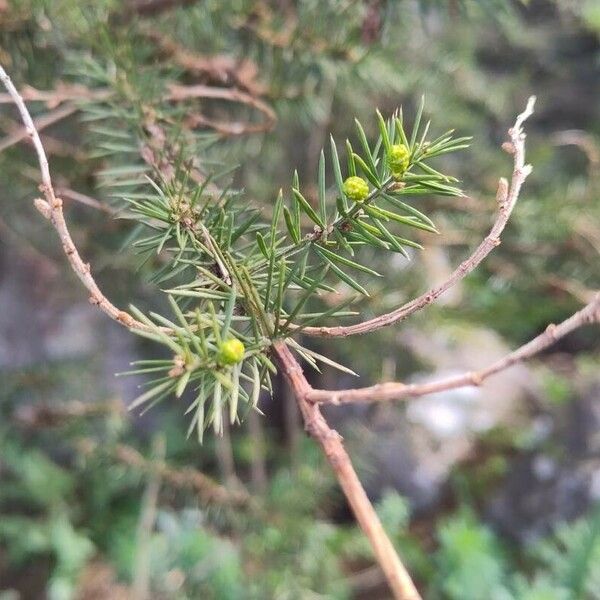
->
<box><xmin>342</xmin><ymin>176</ymin><xmax>369</xmax><ymax>202</ymax></box>
<box><xmin>218</xmin><ymin>338</ymin><xmax>245</xmax><ymax>365</ymax></box>
<box><xmin>387</xmin><ymin>144</ymin><xmax>410</xmax><ymax>179</ymax></box>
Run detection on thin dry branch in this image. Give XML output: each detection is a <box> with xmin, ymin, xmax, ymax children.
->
<box><xmin>0</xmin><ymin>66</ymin><xmax>265</xmax><ymax>332</ymax></box>
<box><xmin>139</xmin><ymin>25</ymin><xmax>265</xmax><ymax>95</ymax></box>
<box><xmin>273</xmin><ymin>341</ymin><xmax>422</xmax><ymax>600</ymax></box>
<box><xmin>55</xmin><ymin>186</ymin><xmax>117</xmax><ymax>215</ymax></box>
<box><xmin>13</xmin><ymin>398</ymin><xmax>124</xmax><ymax>427</ymax></box>
<box><xmin>552</xmin><ymin>129</ymin><xmax>600</xmax><ymax>168</ymax></box>
<box><xmin>0</xmin><ymin>64</ymin><xmax>147</xmax><ymax>330</ymax></box>
<box><xmin>0</xmin><ymin>82</ymin><xmax>110</xmax><ymax>105</ymax></box>
<box><xmin>18</xmin><ymin>162</ymin><xmax>117</xmax><ymax>215</ymax></box>
<box><xmin>170</xmin><ymin>82</ymin><xmax>276</xmax><ymax>135</ymax></box>
<box><xmin>299</xmin><ymin>96</ymin><xmax>536</xmax><ymax>338</ymax></box>
<box><xmin>306</xmin><ymin>293</ymin><xmax>600</xmax><ymax>405</ymax></box>
<box><xmin>0</xmin><ymin>81</ymin><xmax>276</xmax><ymax>137</ymax></box>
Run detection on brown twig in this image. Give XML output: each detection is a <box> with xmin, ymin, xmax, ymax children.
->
<box><xmin>0</xmin><ymin>64</ymin><xmax>149</xmax><ymax>330</ymax></box>
<box><xmin>234</xmin><ymin>2</ymin><xmax>360</xmax><ymax>63</ymax></box>
<box><xmin>0</xmin><ymin>80</ymin><xmax>276</xmax><ymax>137</ymax></box>
<box><xmin>13</xmin><ymin>400</ymin><xmax>251</xmax><ymax>508</ymax></box>
<box><xmin>19</xmin><ymin>162</ymin><xmax>117</xmax><ymax>215</ymax></box>
<box><xmin>169</xmin><ymin>83</ymin><xmax>276</xmax><ymax>135</ymax></box>
<box><xmin>544</xmin><ymin>275</ymin><xmax>598</xmax><ymax>304</ymax></box>
<box><xmin>305</xmin><ymin>293</ymin><xmax>600</xmax><ymax>405</ymax></box>
<box><xmin>0</xmin><ymin>82</ymin><xmax>110</xmax><ymax>105</ymax></box>
<box><xmin>55</xmin><ymin>186</ymin><xmax>117</xmax><ymax>215</ymax></box>
<box><xmin>552</xmin><ymin>129</ymin><xmax>600</xmax><ymax>170</ymax></box>
<box><xmin>13</xmin><ymin>399</ymin><xmax>124</xmax><ymax>428</ymax></box>
<box><xmin>273</xmin><ymin>340</ymin><xmax>422</xmax><ymax>600</ymax></box>
<box><xmin>117</xmin><ymin>0</ymin><xmax>201</xmax><ymax>21</ymax></box>
<box><xmin>139</xmin><ymin>25</ymin><xmax>265</xmax><ymax>95</ymax></box>
<box><xmin>298</xmin><ymin>97</ymin><xmax>536</xmax><ymax>337</ymax></box>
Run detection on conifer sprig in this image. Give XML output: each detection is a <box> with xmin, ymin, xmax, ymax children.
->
<box><xmin>77</xmin><ymin>72</ymin><xmax>468</xmax><ymax>438</ymax></box>
<box><xmin>279</xmin><ymin>98</ymin><xmax>469</xmax><ymax>313</ymax></box>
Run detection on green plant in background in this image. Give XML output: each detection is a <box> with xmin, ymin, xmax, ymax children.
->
<box><xmin>0</xmin><ymin>440</ymin><xmax>94</xmax><ymax>600</ymax></box>
<box><xmin>433</xmin><ymin>511</ymin><xmax>511</xmax><ymax>600</ymax></box>
<box><xmin>4</xmin><ymin>408</ymin><xmax>600</xmax><ymax>600</ymax></box>
<box><xmin>429</xmin><ymin>507</ymin><xmax>600</xmax><ymax>600</ymax></box>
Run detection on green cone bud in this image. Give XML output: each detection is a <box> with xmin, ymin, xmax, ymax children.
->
<box><xmin>218</xmin><ymin>338</ymin><xmax>245</xmax><ymax>365</ymax></box>
<box><xmin>388</xmin><ymin>144</ymin><xmax>410</xmax><ymax>179</ymax></box>
<box><xmin>342</xmin><ymin>176</ymin><xmax>369</xmax><ymax>202</ymax></box>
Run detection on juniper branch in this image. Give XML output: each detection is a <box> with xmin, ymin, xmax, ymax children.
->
<box><xmin>298</xmin><ymin>96</ymin><xmax>536</xmax><ymax>337</ymax></box>
<box><xmin>4</xmin><ymin>63</ymin><xmax>597</xmax><ymax>600</ymax></box>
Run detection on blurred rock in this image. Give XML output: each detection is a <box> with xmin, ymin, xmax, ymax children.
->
<box><xmin>487</xmin><ymin>382</ymin><xmax>600</xmax><ymax>543</ymax></box>
<box><xmin>0</xmin><ymin>242</ymin><xmax>142</xmax><ymax>404</ymax></box>
<box><xmin>400</xmin><ymin>323</ymin><xmax>535</xmax><ymax>505</ymax></box>
<box><xmin>328</xmin><ymin>322</ymin><xmax>537</xmax><ymax>513</ymax></box>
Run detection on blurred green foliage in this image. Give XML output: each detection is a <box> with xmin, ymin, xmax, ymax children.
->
<box><xmin>3</xmin><ymin>403</ymin><xmax>600</xmax><ymax>598</ymax></box>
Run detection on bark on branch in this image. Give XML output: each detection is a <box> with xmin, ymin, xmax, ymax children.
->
<box><xmin>273</xmin><ymin>341</ymin><xmax>422</xmax><ymax>600</ymax></box>
<box><xmin>0</xmin><ymin>67</ymin><xmax>275</xmax><ymax>331</ymax></box>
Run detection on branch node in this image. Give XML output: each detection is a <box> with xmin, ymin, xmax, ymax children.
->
<box><xmin>117</xmin><ymin>311</ymin><xmax>135</xmax><ymax>326</ymax></box>
<box><xmin>33</xmin><ymin>197</ymin><xmax>51</xmax><ymax>219</ymax></box>
<box><xmin>496</xmin><ymin>177</ymin><xmax>509</xmax><ymax>205</ymax></box>
<box><xmin>502</xmin><ymin>141</ymin><xmax>516</xmax><ymax>155</ymax></box>
<box><xmin>470</xmin><ymin>372</ymin><xmax>483</xmax><ymax>386</ymax></box>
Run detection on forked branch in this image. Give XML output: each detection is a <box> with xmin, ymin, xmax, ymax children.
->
<box><xmin>306</xmin><ymin>292</ymin><xmax>600</xmax><ymax>405</ymax></box>
<box><xmin>273</xmin><ymin>341</ymin><xmax>422</xmax><ymax>600</ymax></box>
<box><xmin>0</xmin><ymin>62</ymin><xmax>422</xmax><ymax>598</ymax></box>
